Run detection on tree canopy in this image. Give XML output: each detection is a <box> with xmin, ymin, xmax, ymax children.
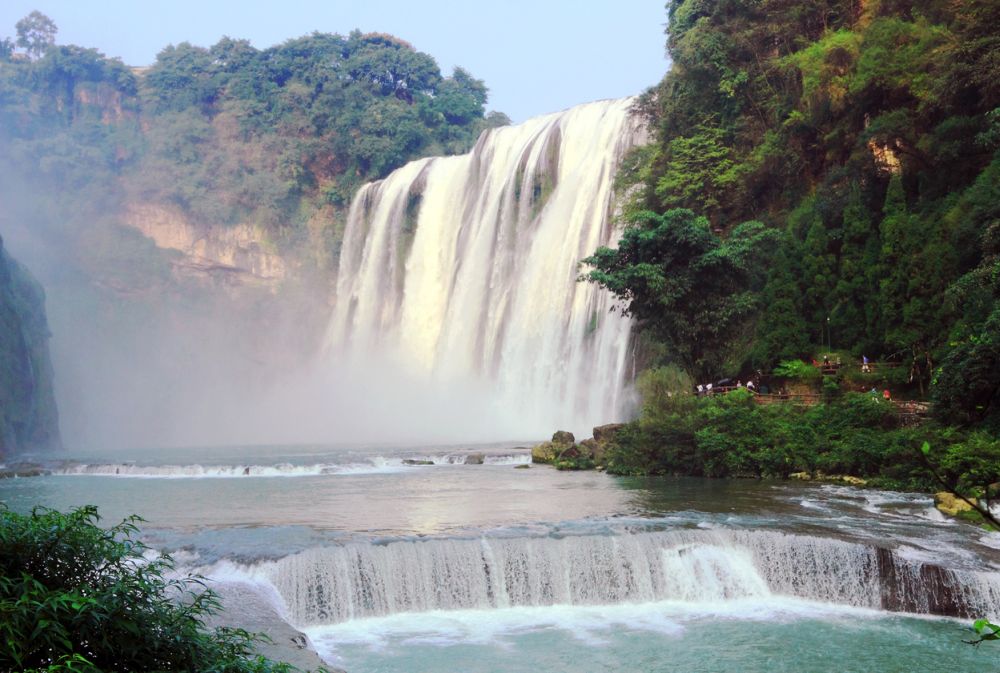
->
<box><xmin>0</xmin><ymin>19</ymin><xmax>508</xmax><ymax>275</ymax></box>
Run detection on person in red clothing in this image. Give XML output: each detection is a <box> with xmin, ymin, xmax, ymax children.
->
<box><xmin>882</xmin><ymin>389</ymin><xmax>891</xmax><ymax>401</ymax></box>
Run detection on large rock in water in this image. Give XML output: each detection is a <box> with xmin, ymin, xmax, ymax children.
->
<box><xmin>531</xmin><ymin>442</ymin><xmax>560</xmax><ymax>463</ymax></box>
<box><xmin>532</xmin><ymin>431</ymin><xmax>578</xmax><ymax>464</ymax></box>
<box><xmin>0</xmin><ymin>235</ymin><xmax>60</xmax><ymax>458</ymax></box>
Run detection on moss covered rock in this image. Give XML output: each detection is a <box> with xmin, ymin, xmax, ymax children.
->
<box><xmin>531</xmin><ymin>442</ymin><xmax>560</xmax><ymax>464</ymax></box>
<box><xmin>551</xmin><ymin>430</ymin><xmax>575</xmax><ymax>445</ymax></box>
<box><xmin>934</xmin><ymin>491</ymin><xmax>978</xmax><ymax>517</ymax></box>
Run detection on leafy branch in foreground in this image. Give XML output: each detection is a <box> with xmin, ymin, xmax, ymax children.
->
<box><xmin>0</xmin><ymin>505</ymin><xmax>311</xmax><ymax>672</ymax></box>
<box><xmin>966</xmin><ymin>619</ymin><xmax>1000</xmax><ymax>646</ymax></box>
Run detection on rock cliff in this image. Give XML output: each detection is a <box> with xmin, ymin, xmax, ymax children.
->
<box><xmin>0</xmin><ymin>235</ymin><xmax>60</xmax><ymax>456</ymax></box>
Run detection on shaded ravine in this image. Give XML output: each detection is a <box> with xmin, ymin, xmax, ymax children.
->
<box><xmin>326</xmin><ymin>99</ymin><xmax>646</xmax><ymax>437</ymax></box>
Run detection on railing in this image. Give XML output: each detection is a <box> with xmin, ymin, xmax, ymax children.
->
<box><xmin>752</xmin><ymin>392</ymin><xmax>822</xmax><ymax>406</ymax></box>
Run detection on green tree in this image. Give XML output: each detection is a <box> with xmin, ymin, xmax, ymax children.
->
<box><xmin>582</xmin><ymin>208</ymin><xmax>778</xmax><ymax>378</ymax></box>
<box><xmin>14</xmin><ymin>11</ymin><xmax>57</xmax><ymax>60</ymax></box>
<box><xmin>0</xmin><ymin>505</ymin><xmax>305</xmax><ymax>672</ymax></box>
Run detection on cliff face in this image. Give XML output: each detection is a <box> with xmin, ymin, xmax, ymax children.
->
<box><xmin>123</xmin><ymin>204</ymin><xmax>288</xmax><ymax>286</ymax></box>
<box><xmin>0</xmin><ymin>235</ymin><xmax>60</xmax><ymax>457</ymax></box>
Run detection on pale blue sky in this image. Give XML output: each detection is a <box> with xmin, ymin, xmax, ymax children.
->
<box><xmin>0</xmin><ymin>1</ymin><xmax>669</xmax><ymax>122</ymax></box>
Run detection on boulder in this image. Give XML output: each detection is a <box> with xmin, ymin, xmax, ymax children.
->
<box><xmin>531</xmin><ymin>442</ymin><xmax>559</xmax><ymax>464</ymax></box>
<box><xmin>402</xmin><ymin>459</ymin><xmax>434</xmax><ymax>466</ymax></box>
<box><xmin>551</xmin><ymin>430</ymin><xmax>575</xmax><ymax>445</ymax></box>
<box><xmin>592</xmin><ymin>423</ymin><xmax>624</xmax><ymax>444</ymax></box>
<box><xmin>532</xmin><ymin>440</ymin><xmax>579</xmax><ymax>464</ymax></box>
<box><xmin>934</xmin><ymin>491</ymin><xmax>977</xmax><ymax>517</ymax></box>
<box><xmin>578</xmin><ymin>438</ymin><xmax>600</xmax><ymax>460</ymax></box>
<box><xmin>464</xmin><ymin>452</ymin><xmax>485</xmax><ymax>465</ymax></box>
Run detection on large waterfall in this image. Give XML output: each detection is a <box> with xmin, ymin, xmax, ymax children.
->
<box><xmin>230</xmin><ymin>530</ymin><xmax>1000</xmax><ymax>626</ymax></box>
<box><xmin>326</xmin><ymin>99</ymin><xmax>646</xmax><ymax>437</ymax></box>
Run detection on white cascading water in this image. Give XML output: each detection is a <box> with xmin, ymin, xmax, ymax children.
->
<box><xmin>245</xmin><ymin>530</ymin><xmax>1000</xmax><ymax>626</ymax></box>
<box><xmin>326</xmin><ymin>99</ymin><xmax>646</xmax><ymax>436</ymax></box>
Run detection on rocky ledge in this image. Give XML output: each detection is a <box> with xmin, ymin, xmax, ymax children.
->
<box><xmin>531</xmin><ymin>424</ymin><xmax>625</xmax><ymax>471</ymax></box>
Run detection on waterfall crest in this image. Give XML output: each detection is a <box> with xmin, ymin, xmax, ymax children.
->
<box><xmin>326</xmin><ymin>99</ymin><xmax>646</xmax><ymax>436</ymax></box>
<box><xmin>257</xmin><ymin>530</ymin><xmax>1000</xmax><ymax>626</ymax></box>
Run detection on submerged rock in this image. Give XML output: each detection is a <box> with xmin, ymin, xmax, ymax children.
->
<box><xmin>514</xmin><ymin>463</ymin><xmax>530</xmax><ymax>469</ymax></box>
<box><xmin>402</xmin><ymin>459</ymin><xmax>434</xmax><ymax>466</ymax></box>
<box><xmin>464</xmin><ymin>452</ymin><xmax>485</xmax><ymax>465</ymax></box>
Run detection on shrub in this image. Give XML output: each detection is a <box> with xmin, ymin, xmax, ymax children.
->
<box><xmin>0</xmin><ymin>505</ymin><xmax>305</xmax><ymax>672</ymax></box>
<box><xmin>773</xmin><ymin>359</ymin><xmax>822</xmax><ymax>381</ymax></box>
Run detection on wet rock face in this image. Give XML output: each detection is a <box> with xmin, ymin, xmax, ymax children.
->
<box><xmin>875</xmin><ymin>547</ymin><xmax>979</xmax><ymax>617</ymax></box>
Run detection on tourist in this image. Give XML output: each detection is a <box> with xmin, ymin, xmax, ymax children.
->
<box><xmin>883</xmin><ymin>389</ymin><xmax>891</xmax><ymax>401</ymax></box>
<box><xmin>747</xmin><ymin>380</ymin><xmax>755</xmax><ymax>391</ymax></box>
<box><xmin>862</xmin><ymin>355</ymin><xmax>871</xmax><ymax>373</ymax></box>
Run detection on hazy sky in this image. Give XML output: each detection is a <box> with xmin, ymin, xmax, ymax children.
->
<box><xmin>0</xmin><ymin>1</ymin><xmax>669</xmax><ymax>122</ymax></box>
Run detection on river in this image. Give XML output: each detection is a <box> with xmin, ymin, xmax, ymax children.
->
<box><xmin>3</xmin><ymin>442</ymin><xmax>999</xmax><ymax>672</ymax></box>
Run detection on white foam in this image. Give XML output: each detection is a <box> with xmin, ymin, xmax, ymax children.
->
<box><xmin>303</xmin><ymin>598</ymin><xmax>886</xmax><ymax>660</ymax></box>
<box><xmin>51</xmin><ymin>453</ymin><xmax>529</xmax><ymax>479</ymax></box>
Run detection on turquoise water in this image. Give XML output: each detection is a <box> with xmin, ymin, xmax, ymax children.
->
<box><xmin>306</xmin><ymin>602</ymin><xmax>982</xmax><ymax>673</ymax></box>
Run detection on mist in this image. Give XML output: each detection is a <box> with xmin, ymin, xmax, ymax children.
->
<box><xmin>2</xmin><ymin>164</ymin><xmax>547</xmax><ymax>453</ymax></box>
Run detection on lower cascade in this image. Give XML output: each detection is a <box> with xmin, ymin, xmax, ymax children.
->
<box><xmin>254</xmin><ymin>530</ymin><xmax>1000</xmax><ymax>626</ymax></box>
<box><xmin>326</xmin><ymin>99</ymin><xmax>647</xmax><ymax>436</ymax></box>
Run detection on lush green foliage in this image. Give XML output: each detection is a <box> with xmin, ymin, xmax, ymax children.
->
<box><xmin>603</xmin><ymin>0</ymin><xmax>1000</xmax><ymax>410</ymax></box>
<box><xmin>603</xmin><ymin>376</ymin><xmax>938</xmax><ymax>488</ymax></box>
<box><xmin>0</xmin><ymin>505</ymin><xmax>303</xmax><ymax>672</ymax></box>
<box><xmin>582</xmin><ymin>209</ymin><xmax>778</xmax><ymax>378</ymax></box>
<box><xmin>0</xmin><ymin>16</ymin><xmax>506</xmax><ymax>275</ymax></box>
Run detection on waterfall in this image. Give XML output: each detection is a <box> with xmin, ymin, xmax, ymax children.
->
<box><xmin>326</xmin><ymin>99</ymin><xmax>647</xmax><ymax>437</ymax></box>
<box><xmin>254</xmin><ymin>530</ymin><xmax>1000</xmax><ymax>626</ymax></box>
